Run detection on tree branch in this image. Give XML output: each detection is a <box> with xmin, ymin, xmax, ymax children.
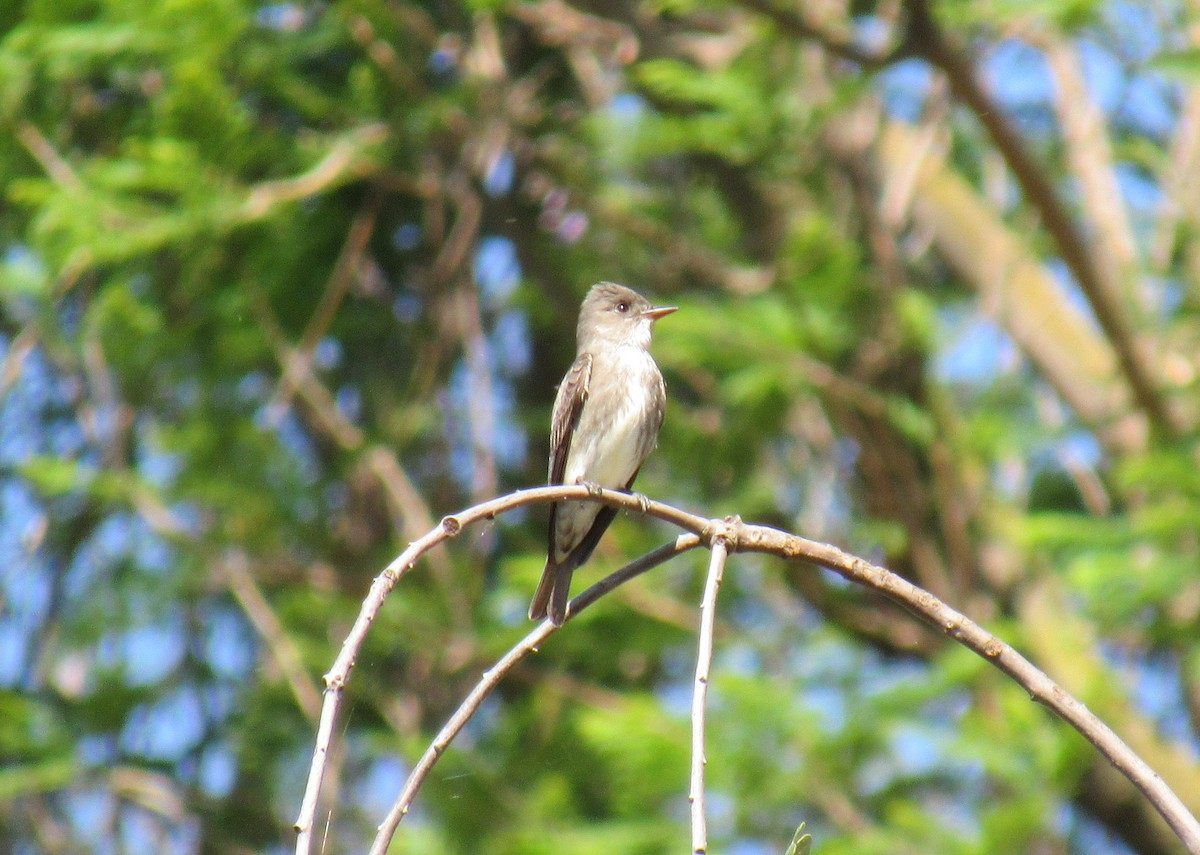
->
<box><xmin>293</xmin><ymin>487</ymin><xmax>1200</xmax><ymax>855</ymax></box>
<box><xmin>263</xmin><ymin>196</ymin><xmax>381</xmax><ymax>429</ymax></box>
<box><xmin>690</xmin><ymin>534</ymin><xmax>728</xmax><ymax>855</ymax></box>
<box><xmin>744</xmin><ymin>0</ymin><xmax>1178</xmax><ymax>434</ymax></box>
<box><xmin>902</xmin><ymin>0</ymin><xmax>1177</xmax><ymax>435</ymax></box>
<box><xmin>16</xmin><ymin>122</ymin><xmax>83</xmax><ymax>190</ymax></box>
<box><xmin>366</xmin><ymin>535</ymin><xmax>702</xmax><ymax>855</ymax></box>
<box><xmin>293</xmin><ymin>487</ymin><xmax>712</xmax><ymax>855</ymax></box>
<box><xmin>223</xmin><ymin>550</ymin><xmax>323</xmax><ymax>723</ymax></box>
<box><xmin>238</xmin><ymin>124</ymin><xmax>388</xmax><ymax>221</ymax></box>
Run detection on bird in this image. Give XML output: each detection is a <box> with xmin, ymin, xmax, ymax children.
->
<box><xmin>528</xmin><ymin>282</ymin><xmax>676</xmax><ymax>625</ymax></box>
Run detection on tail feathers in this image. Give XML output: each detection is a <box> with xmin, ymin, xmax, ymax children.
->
<box><xmin>532</xmin><ymin>505</ymin><xmax>622</xmax><ymax>624</ymax></box>
<box><xmin>528</xmin><ymin>560</ymin><xmax>557</xmax><ymax>622</ymax></box>
<box><xmin>528</xmin><ymin>559</ymin><xmax>575</xmax><ymax>626</ymax></box>
<box><xmin>548</xmin><ymin>564</ymin><xmax>573</xmax><ymax>626</ymax></box>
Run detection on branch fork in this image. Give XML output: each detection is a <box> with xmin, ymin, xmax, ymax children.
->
<box><xmin>293</xmin><ymin>487</ymin><xmax>1200</xmax><ymax>855</ymax></box>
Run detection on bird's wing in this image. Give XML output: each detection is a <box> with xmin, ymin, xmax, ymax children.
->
<box><xmin>531</xmin><ymin>353</ymin><xmax>593</xmax><ymax>623</ymax></box>
<box><xmin>548</xmin><ymin>352</ymin><xmax>592</xmax><ymax>486</ymax></box>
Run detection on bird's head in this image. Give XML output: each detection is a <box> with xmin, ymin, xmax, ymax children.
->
<box><xmin>577</xmin><ymin>282</ymin><xmax>676</xmax><ymax>351</ymax></box>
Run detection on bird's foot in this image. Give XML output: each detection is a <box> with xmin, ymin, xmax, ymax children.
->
<box><xmin>582</xmin><ymin>480</ymin><xmax>604</xmax><ymax>496</ymax></box>
<box><xmin>631</xmin><ymin>491</ymin><xmax>651</xmax><ymax>513</ymax></box>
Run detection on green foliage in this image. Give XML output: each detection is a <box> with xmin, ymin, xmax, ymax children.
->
<box><xmin>1149</xmin><ymin>47</ymin><xmax>1200</xmax><ymax>82</ymax></box>
<box><xmin>631</xmin><ymin>58</ymin><xmax>772</xmax><ymax>162</ymax></box>
<box><xmin>2</xmin><ymin>0</ymin><xmax>1198</xmax><ymax>853</ymax></box>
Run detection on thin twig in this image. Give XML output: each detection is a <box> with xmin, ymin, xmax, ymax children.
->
<box><xmin>689</xmin><ymin>535</ymin><xmax>728</xmax><ymax>855</ymax></box>
<box><xmin>239</xmin><ymin>124</ymin><xmax>388</xmax><ymax>221</ymax></box>
<box><xmin>293</xmin><ymin>487</ymin><xmax>1200</xmax><ymax>855</ymax></box>
<box><xmin>251</xmin><ymin>295</ymin><xmax>365</xmax><ymax>449</ymax></box>
<box><xmin>223</xmin><ymin>550</ymin><xmax>323</xmax><ymax>723</ymax></box>
<box><xmin>263</xmin><ymin>197</ymin><xmax>381</xmax><ymax>428</ymax></box>
<box><xmin>16</xmin><ymin>122</ymin><xmax>84</xmax><ymax>189</ymax></box>
<box><xmin>367</xmin><ymin>535</ymin><xmax>701</xmax><ymax>855</ymax></box>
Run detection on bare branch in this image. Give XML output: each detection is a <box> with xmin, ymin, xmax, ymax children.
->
<box><xmin>293</xmin><ymin>486</ymin><xmax>710</xmax><ymax>855</ymax></box>
<box><xmin>293</xmin><ymin>487</ymin><xmax>1200</xmax><ymax>854</ymax></box>
<box><xmin>367</xmin><ymin>535</ymin><xmax>702</xmax><ymax>855</ymax></box>
<box><xmin>690</xmin><ymin>534</ymin><xmax>728</xmax><ymax>855</ymax></box>
<box><xmin>762</xmin><ymin>527</ymin><xmax>1200</xmax><ymax>854</ymax></box>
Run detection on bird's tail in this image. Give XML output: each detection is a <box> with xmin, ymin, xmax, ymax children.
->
<box><xmin>528</xmin><ymin>558</ymin><xmax>574</xmax><ymax>626</ymax></box>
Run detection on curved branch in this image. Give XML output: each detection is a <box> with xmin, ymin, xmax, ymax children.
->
<box><xmin>367</xmin><ymin>535</ymin><xmax>702</xmax><ymax>855</ymax></box>
<box><xmin>239</xmin><ymin>124</ymin><xmax>388</xmax><ymax>221</ymax></box>
<box><xmin>294</xmin><ymin>487</ymin><xmax>1200</xmax><ymax>855</ymax></box>
<box><xmin>748</xmin><ymin>525</ymin><xmax>1200</xmax><ymax>853</ymax></box>
<box><xmin>293</xmin><ymin>486</ymin><xmax>712</xmax><ymax>855</ymax></box>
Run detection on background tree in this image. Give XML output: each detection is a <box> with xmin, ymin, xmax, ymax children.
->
<box><xmin>2</xmin><ymin>0</ymin><xmax>1199</xmax><ymax>853</ymax></box>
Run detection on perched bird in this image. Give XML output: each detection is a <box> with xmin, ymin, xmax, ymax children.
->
<box><xmin>529</xmin><ymin>282</ymin><xmax>676</xmax><ymax>625</ymax></box>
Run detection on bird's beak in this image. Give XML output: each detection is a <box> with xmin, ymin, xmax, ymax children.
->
<box><xmin>643</xmin><ymin>305</ymin><xmax>677</xmax><ymax>321</ymax></box>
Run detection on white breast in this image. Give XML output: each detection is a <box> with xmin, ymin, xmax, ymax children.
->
<box><xmin>563</xmin><ymin>347</ymin><xmax>656</xmax><ymax>490</ymax></box>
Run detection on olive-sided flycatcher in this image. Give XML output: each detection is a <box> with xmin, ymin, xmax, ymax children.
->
<box><xmin>528</xmin><ymin>282</ymin><xmax>676</xmax><ymax>625</ymax></box>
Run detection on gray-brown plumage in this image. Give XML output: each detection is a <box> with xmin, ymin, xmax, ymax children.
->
<box><xmin>528</xmin><ymin>282</ymin><xmax>676</xmax><ymax>625</ymax></box>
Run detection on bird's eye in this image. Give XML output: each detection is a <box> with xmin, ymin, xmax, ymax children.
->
<box><xmin>616</xmin><ymin>301</ymin><xmax>630</xmax><ymax>313</ymax></box>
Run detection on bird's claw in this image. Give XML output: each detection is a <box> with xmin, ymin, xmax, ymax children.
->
<box><xmin>583</xmin><ymin>480</ymin><xmax>604</xmax><ymax>496</ymax></box>
<box><xmin>632</xmin><ymin>491</ymin><xmax>651</xmax><ymax>513</ymax></box>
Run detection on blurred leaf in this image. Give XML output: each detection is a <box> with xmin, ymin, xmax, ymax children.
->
<box><xmin>1150</xmin><ymin>47</ymin><xmax>1200</xmax><ymax>81</ymax></box>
